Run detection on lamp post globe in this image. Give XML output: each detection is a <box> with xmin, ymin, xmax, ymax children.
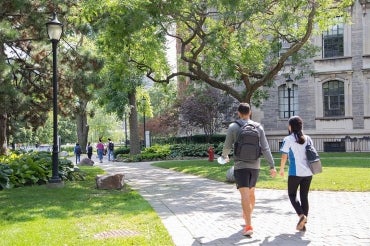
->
<box><xmin>46</xmin><ymin>12</ymin><xmax>63</xmax><ymax>41</ymax></box>
<box><xmin>285</xmin><ymin>75</ymin><xmax>294</xmax><ymax>118</ymax></box>
<box><xmin>46</xmin><ymin>12</ymin><xmax>63</xmax><ymax>185</ymax></box>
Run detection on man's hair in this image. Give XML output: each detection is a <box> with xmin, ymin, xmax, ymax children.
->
<box><xmin>238</xmin><ymin>103</ymin><xmax>251</xmax><ymax>115</ymax></box>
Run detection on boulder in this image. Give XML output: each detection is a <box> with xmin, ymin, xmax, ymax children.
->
<box><xmin>96</xmin><ymin>173</ymin><xmax>125</xmax><ymax>190</ymax></box>
<box><xmin>59</xmin><ymin>151</ymin><xmax>69</xmax><ymax>157</ymax></box>
<box><xmin>79</xmin><ymin>158</ymin><xmax>94</xmax><ymax>166</ymax></box>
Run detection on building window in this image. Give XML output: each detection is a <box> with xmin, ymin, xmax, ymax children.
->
<box><xmin>279</xmin><ymin>39</ymin><xmax>292</xmax><ymax>64</ymax></box>
<box><xmin>323</xmin><ymin>80</ymin><xmax>344</xmax><ymax>117</ymax></box>
<box><xmin>279</xmin><ymin>84</ymin><xmax>298</xmax><ymax>118</ymax></box>
<box><xmin>323</xmin><ymin>20</ymin><xmax>344</xmax><ymax>58</ymax></box>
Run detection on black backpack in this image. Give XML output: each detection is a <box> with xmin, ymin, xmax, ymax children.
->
<box><xmin>108</xmin><ymin>142</ymin><xmax>114</xmax><ymax>150</ymax></box>
<box><xmin>234</xmin><ymin>120</ymin><xmax>261</xmax><ymax>161</ymax></box>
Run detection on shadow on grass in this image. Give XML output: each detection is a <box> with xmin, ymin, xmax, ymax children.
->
<box><xmin>0</xmin><ymin>167</ymin><xmax>152</xmax><ymax>224</ymax></box>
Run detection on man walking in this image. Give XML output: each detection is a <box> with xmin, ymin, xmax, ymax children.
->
<box><xmin>107</xmin><ymin>138</ymin><xmax>114</xmax><ymax>161</ymax></box>
<box><xmin>74</xmin><ymin>143</ymin><xmax>82</xmax><ymax>164</ymax></box>
<box><xmin>221</xmin><ymin>103</ymin><xmax>276</xmax><ymax>236</ymax></box>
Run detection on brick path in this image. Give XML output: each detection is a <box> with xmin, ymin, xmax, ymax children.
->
<box><xmin>96</xmin><ymin>160</ymin><xmax>370</xmax><ymax>246</ymax></box>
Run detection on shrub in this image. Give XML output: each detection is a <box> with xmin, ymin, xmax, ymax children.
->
<box><xmin>170</xmin><ymin>144</ymin><xmax>209</xmax><ymax>158</ymax></box>
<box><xmin>0</xmin><ymin>152</ymin><xmax>84</xmax><ymax>189</ymax></box>
<box><xmin>119</xmin><ymin>143</ymin><xmax>226</xmax><ymax>162</ymax></box>
<box><xmin>0</xmin><ymin>164</ymin><xmax>13</xmax><ymax>190</ymax></box>
<box><xmin>152</xmin><ymin>134</ymin><xmax>226</xmax><ymax>145</ymax></box>
<box><xmin>114</xmin><ymin>147</ymin><xmax>130</xmax><ymax>156</ymax></box>
<box><xmin>124</xmin><ymin>145</ymin><xmax>171</xmax><ymax>162</ymax></box>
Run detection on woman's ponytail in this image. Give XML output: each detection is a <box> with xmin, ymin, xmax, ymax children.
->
<box><xmin>288</xmin><ymin>116</ymin><xmax>306</xmax><ymax>145</ymax></box>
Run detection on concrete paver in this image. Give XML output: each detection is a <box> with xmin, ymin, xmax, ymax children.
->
<box><xmin>95</xmin><ymin>160</ymin><xmax>370</xmax><ymax>246</ymax></box>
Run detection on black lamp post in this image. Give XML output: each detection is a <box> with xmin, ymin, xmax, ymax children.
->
<box><xmin>46</xmin><ymin>12</ymin><xmax>63</xmax><ymax>184</ymax></box>
<box><xmin>142</xmin><ymin>97</ymin><xmax>146</xmax><ymax>148</ymax></box>
<box><xmin>285</xmin><ymin>75</ymin><xmax>294</xmax><ymax>118</ymax></box>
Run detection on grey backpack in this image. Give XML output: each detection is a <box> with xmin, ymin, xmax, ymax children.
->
<box><xmin>234</xmin><ymin>120</ymin><xmax>261</xmax><ymax>161</ymax></box>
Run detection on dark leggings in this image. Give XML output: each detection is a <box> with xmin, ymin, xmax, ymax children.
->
<box><xmin>288</xmin><ymin>176</ymin><xmax>312</xmax><ymax>216</ymax></box>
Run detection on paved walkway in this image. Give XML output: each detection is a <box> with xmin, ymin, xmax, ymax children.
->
<box><xmin>95</xmin><ymin>160</ymin><xmax>370</xmax><ymax>246</ymax></box>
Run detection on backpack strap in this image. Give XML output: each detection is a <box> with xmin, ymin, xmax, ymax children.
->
<box><xmin>235</xmin><ymin>119</ymin><xmax>260</xmax><ymax>128</ymax></box>
<box><xmin>235</xmin><ymin>119</ymin><xmax>244</xmax><ymax>127</ymax></box>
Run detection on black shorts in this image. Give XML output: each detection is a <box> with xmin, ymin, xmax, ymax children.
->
<box><xmin>234</xmin><ymin>168</ymin><xmax>260</xmax><ymax>189</ymax></box>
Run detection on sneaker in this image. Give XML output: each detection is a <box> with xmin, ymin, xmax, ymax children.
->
<box><xmin>243</xmin><ymin>225</ymin><xmax>253</xmax><ymax>236</ymax></box>
<box><xmin>296</xmin><ymin>215</ymin><xmax>307</xmax><ymax>231</ymax></box>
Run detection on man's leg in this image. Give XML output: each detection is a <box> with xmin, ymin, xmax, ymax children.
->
<box><xmin>239</xmin><ymin>187</ymin><xmax>252</xmax><ymax>226</ymax></box>
<box><xmin>249</xmin><ymin>187</ymin><xmax>256</xmax><ymax>213</ymax></box>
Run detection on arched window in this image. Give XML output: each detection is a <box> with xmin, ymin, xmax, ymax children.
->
<box><xmin>323</xmin><ymin>80</ymin><xmax>344</xmax><ymax>117</ymax></box>
<box><xmin>278</xmin><ymin>84</ymin><xmax>299</xmax><ymax>118</ymax></box>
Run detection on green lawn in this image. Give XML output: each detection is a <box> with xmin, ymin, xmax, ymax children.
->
<box><xmin>0</xmin><ymin>166</ymin><xmax>174</xmax><ymax>246</ymax></box>
<box><xmin>153</xmin><ymin>152</ymin><xmax>370</xmax><ymax>192</ymax></box>
<box><xmin>1</xmin><ymin>153</ymin><xmax>368</xmax><ymax>245</ymax></box>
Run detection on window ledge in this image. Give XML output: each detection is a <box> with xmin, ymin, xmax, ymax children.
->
<box><xmin>314</xmin><ymin>56</ymin><xmax>352</xmax><ymax>62</ymax></box>
<box><xmin>316</xmin><ymin>116</ymin><xmax>353</xmax><ymax>120</ymax></box>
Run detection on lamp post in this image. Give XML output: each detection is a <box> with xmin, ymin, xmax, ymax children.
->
<box><xmin>285</xmin><ymin>75</ymin><xmax>294</xmax><ymax>118</ymax></box>
<box><xmin>46</xmin><ymin>12</ymin><xmax>63</xmax><ymax>184</ymax></box>
<box><xmin>142</xmin><ymin>97</ymin><xmax>146</xmax><ymax>148</ymax></box>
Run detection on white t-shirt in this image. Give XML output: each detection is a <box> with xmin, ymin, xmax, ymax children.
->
<box><xmin>280</xmin><ymin>134</ymin><xmax>313</xmax><ymax>177</ymax></box>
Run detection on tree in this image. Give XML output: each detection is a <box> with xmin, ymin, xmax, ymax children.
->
<box><xmin>180</xmin><ymin>86</ymin><xmax>234</xmax><ymax>141</ymax></box>
<box><xmin>0</xmin><ymin>0</ymin><xmax>106</xmax><ymax>155</ymax></box>
<box><xmin>0</xmin><ymin>0</ymin><xmax>69</xmax><ymax>154</ymax></box>
<box><xmin>61</xmin><ymin>39</ymin><xmax>104</xmax><ymax>152</ymax></box>
<box><xmin>96</xmin><ymin>64</ymin><xmax>146</xmax><ymax>155</ymax></box>
<box><xmin>80</xmin><ymin>2</ymin><xmax>158</xmax><ymax>155</ymax></box>
<box><xmin>147</xmin><ymin>82</ymin><xmax>180</xmax><ymax>138</ymax></box>
<box><xmin>83</xmin><ymin>0</ymin><xmax>353</xmax><ymax>105</ymax></box>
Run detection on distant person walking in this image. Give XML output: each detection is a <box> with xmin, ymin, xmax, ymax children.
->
<box><xmin>86</xmin><ymin>142</ymin><xmax>93</xmax><ymax>160</ymax></box>
<box><xmin>107</xmin><ymin>138</ymin><xmax>114</xmax><ymax>161</ymax></box>
<box><xmin>74</xmin><ymin>143</ymin><xmax>82</xmax><ymax>164</ymax></box>
<box><xmin>221</xmin><ymin>103</ymin><xmax>276</xmax><ymax>236</ymax></box>
<box><xmin>96</xmin><ymin>139</ymin><xmax>105</xmax><ymax>163</ymax></box>
<box><xmin>279</xmin><ymin>116</ymin><xmax>313</xmax><ymax>232</ymax></box>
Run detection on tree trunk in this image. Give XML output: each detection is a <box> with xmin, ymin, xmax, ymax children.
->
<box><xmin>128</xmin><ymin>91</ymin><xmax>141</xmax><ymax>155</ymax></box>
<box><xmin>0</xmin><ymin>113</ymin><xmax>8</xmax><ymax>155</ymax></box>
<box><xmin>76</xmin><ymin>101</ymin><xmax>89</xmax><ymax>153</ymax></box>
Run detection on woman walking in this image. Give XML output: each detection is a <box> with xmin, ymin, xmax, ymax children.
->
<box><xmin>86</xmin><ymin>142</ymin><xmax>93</xmax><ymax>160</ymax></box>
<box><xmin>279</xmin><ymin>116</ymin><xmax>313</xmax><ymax>232</ymax></box>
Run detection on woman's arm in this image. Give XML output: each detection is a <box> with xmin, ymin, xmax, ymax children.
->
<box><xmin>279</xmin><ymin>153</ymin><xmax>288</xmax><ymax>177</ymax></box>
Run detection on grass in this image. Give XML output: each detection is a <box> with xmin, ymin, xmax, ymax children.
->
<box><xmin>152</xmin><ymin>152</ymin><xmax>370</xmax><ymax>192</ymax></box>
<box><xmin>0</xmin><ymin>166</ymin><xmax>174</xmax><ymax>246</ymax></box>
<box><xmin>1</xmin><ymin>153</ymin><xmax>368</xmax><ymax>245</ymax></box>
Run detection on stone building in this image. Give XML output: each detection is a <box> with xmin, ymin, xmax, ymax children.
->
<box><xmin>258</xmin><ymin>0</ymin><xmax>370</xmax><ymax>152</ymax></box>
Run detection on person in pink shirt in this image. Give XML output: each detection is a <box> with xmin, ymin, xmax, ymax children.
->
<box><xmin>96</xmin><ymin>139</ymin><xmax>105</xmax><ymax>163</ymax></box>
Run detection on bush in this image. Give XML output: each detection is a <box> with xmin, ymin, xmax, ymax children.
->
<box><xmin>0</xmin><ymin>164</ymin><xmax>13</xmax><ymax>190</ymax></box>
<box><xmin>61</xmin><ymin>145</ymin><xmax>75</xmax><ymax>153</ymax></box>
<box><xmin>118</xmin><ymin>143</ymin><xmax>226</xmax><ymax>162</ymax></box>
<box><xmin>152</xmin><ymin>134</ymin><xmax>226</xmax><ymax>145</ymax></box>
<box><xmin>170</xmin><ymin>144</ymin><xmax>210</xmax><ymax>158</ymax></box>
<box><xmin>0</xmin><ymin>152</ymin><xmax>84</xmax><ymax>189</ymax></box>
<box><xmin>124</xmin><ymin>145</ymin><xmax>171</xmax><ymax>162</ymax></box>
<box><xmin>114</xmin><ymin>147</ymin><xmax>130</xmax><ymax>156</ymax></box>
